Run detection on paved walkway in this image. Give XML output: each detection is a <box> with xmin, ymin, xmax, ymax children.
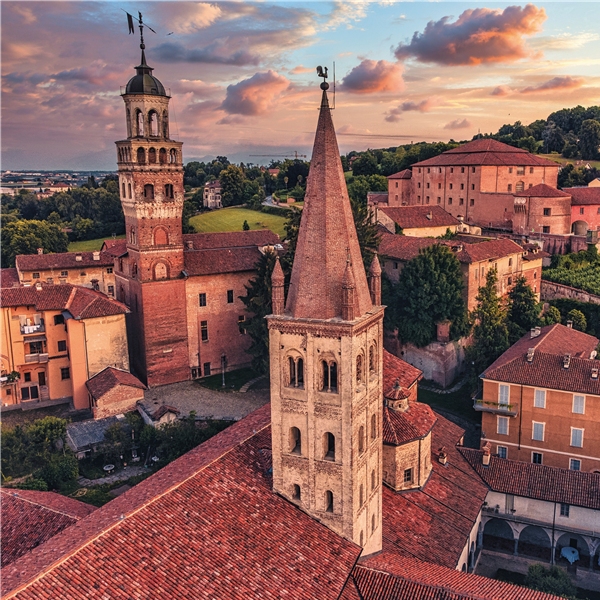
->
<box><xmin>239</xmin><ymin>375</ymin><xmax>266</xmax><ymax>393</ymax></box>
<box><xmin>77</xmin><ymin>465</ymin><xmax>148</xmax><ymax>487</ymax></box>
<box><xmin>142</xmin><ymin>380</ymin><xmax>270</xmax><ymax>422</ymax></box>
<box><xmin>419</xmin><ymin>377</ymin><xmax>469</xmax><ymax>394</ymax></box>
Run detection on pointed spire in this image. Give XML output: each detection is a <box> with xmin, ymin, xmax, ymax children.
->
<box><xmin>342</xmin><ymin>254</ymin><xmax>356</xmax><ymax>321</ymax></box>
<box><xmin>271</xmin><ymin>255</ymin><xmax>285</xmax><ymax>316</ymax></box>
<box><xmin>369</xmin><ymin>254</ymin><xmax>382</xmax><ymax>306</ymax></box>
<box><xmin>285</xmin><ymin>74</ymin><xmax>372</xmax><ymax>320</ymax></box>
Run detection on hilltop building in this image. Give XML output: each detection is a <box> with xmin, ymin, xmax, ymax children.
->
<box><xmin>203</xmin><ymin>179</ymin><xmax>222</xmax><ymax>208</ymax></box>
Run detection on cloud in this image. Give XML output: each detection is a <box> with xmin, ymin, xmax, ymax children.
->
<box><xmin>385</xmin><ymin>98</ymin><xmax>439</xmax><ymax>122</ymax></box>
<box><xmin>491</xmin><ymin>85</ymin><xmax>513</xmax><ymax>96</ymax></box>
<box><xmin>444</xmin><ymin>118</ymin><xmax>471</xmax><ymax>130</ymax></box>
<box><xmin>521</xmin><ymin>76</ymin><xmax>584</xmax><ymax>94</ymax></box>
<box><xmin>394</xmin><ymin>4</ymin><xmax>546</xmax><ymax>65</ymax></box>
<box><xmin>154</xmin><ymin>42</ymin><xmax>260</xmax><ymax>66</ymax></box>
<box><xmin>531</xmin><ymin>32</ymin><xmax>599</xmax><ymax>51</ymax></box>
<box><xmin>341</xmin><ymin>60</ymin><xmax>404</xmax><ymax>94</ymax></box>
<box><xmin>167</xmin><ymin>3</ymin><xmax>222</xmax><ymax>34</ymax></box>
<box><xmin>290</xmin><ymin>65</ymin><xmax>314</xmax><ymax>75</ymax></box>
<box><xmin>221</xmin><ymin>71</ymin><xmax>290</xmax><ymax>116</ymax></box>
<box><xmin>322</xmin><ymin>1</ymin><xmax>369</xmax><ymax>30</ymax></box>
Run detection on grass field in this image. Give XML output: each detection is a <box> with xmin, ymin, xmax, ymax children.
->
<box><xmin>189</xmin><ymin>207</ymin><xmax>288</xmax><ymax>239</ymax></box>
<box><xmin>539</xmin><ymin>154</ymin><xmax>600</xmax><ymax>170</ymax></box>
<box><xmin>68</xmin><ymin>235</ymin><xmax>124</xmax><ymax>252</ymax></box>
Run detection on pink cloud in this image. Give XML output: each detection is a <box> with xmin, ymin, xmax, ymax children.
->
<box><xmin>290</xmin><ymin>65</ymin><xmax>313</xmax><ymax>74</ymax></box>
<box><xmin>385</xmin><ymin>98</ymin><xmax>439</xmax><ymax>122</ymax></box>
<box><xmin>520</xmin><ymin>76</ymin><xmax>584</xmax><ymax>94</ymax></box>
<box><xmin>221</xmin><ymin>70</ymin><xmax>290</xmax><ymax>116</ymax></box>
<box><xmin>491</xmin><ymin>85</ymin><xmax>513</xmax><ymax>96</ymax></box>
<box><xmin>444</xmin><ymin>118</ymin><xmax>471</xmax><ymax>130</ymax></box>
<box><xmin>341</xmin><ymin>60</ymin><xmax>404</xmax><ymax>94</ymax></box>
<box><xmin>395</xmin><ymin>4</ymin><xmax>546</xmax><ymax>65</ymax></box>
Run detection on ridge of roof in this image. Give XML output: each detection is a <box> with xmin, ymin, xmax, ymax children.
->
<box><xmin>16</xmin><ymin>251</ymin><xmax>113</xmax><ymax>271</ymax></box>
<box><xmin>516</xmin><ymin>183</ymin><xmax>570</xmax><ymax>198</ymax></box>
<box><xmin>379</xmin><ymin>206</ymin><xmax>459</xmax><ymax>229</ymax></box>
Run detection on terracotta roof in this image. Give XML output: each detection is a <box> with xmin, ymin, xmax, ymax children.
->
<box><xmin>85</xmin><ymin>367</ymin><xmax>146</xmax><ymax>400</ymax></box>
<box><xmin>515</xmin><ymin>183</ymin><xmax>570</xmax><ymax>198</ymax></box>
<box><xmin>412</xmin><ymin>139</ymin><xmax>559</xmax><ymax>168</ymax></box>
<box><xmin>285</xmin><ymin>88</ymin><xmax>372</xmax><ymax>320</ymax></box>
<box><xmin>204</xmin><ymin>179</ymin><xmax>221</xmax><ymax>189</ymax></box>
<box><xmin>16</xmin><ymin>251</ymin><xmax>113</xmax><ymax>271</ymax></box>
<box><xmin>3</xmin><ymin>405</ymin><xmax>361</xmax><ymax>600</ymax></box>
<box><xmin>100</xmin><ymin>238</ymin><xmax>127</xmax><ymax>257</ymax></box>
<box><xmin>453</xmin><ymin>238</ymin><xmax>523</xmax><ymax>264</ymax></box>
<box><xmin>378</xmin><ymin>233</ymin><xmax>436</xmax><ymax>262</ymax></box>
<box><xmin>388</xmin><ymin>169</ymin><xmax>412</xmax><ymax>180</ymax></box>
<box><xmin>184</xmin><ymin>246</ymin><xmax>265</xmax><ymax>276</ymax></box>
<box><xmin>383</xmin><ymin>402</ymin><xmax>437</xmax><ymax>446</ymax></box>
<box><xmin>359</xmin><ymin>555</ymin><xmax>559</xmax><ymax>600</ymax></box>
<box><xmin>1</xmin><ymin>268</ymin><xmax>20</xmax><ymax>288</ymax></box>
<box><xmin>0</xmin><ymin>284</ymin><xmax>128</xmax><ymax>319</ymax></box>
<box><xmin>0</xmin><ymin>489</ymin><xmax>96</xmax><ymax>568</ymax></box>
<box><xmin>182</xmin><ymin>230</ymin><xmax>279</xmax><ymax>251</ymax></box>
<box><xmin>460</xmin><ymin>448</ymin><xmax>600</xmax><ymax>510</ymax></box>
<box><xmin>383</xmin><ymin>350</ymin><xmax>423</xmax><ymax>391</ymax></box>
<box><xmin>563</xmin><ymin>186</ymin><xmax>600</xmax><ymax>205</ymax></box>
<box><xmin>378</xmin><ymin>415</ymin><xmax>488</xmax><ymax>569</ymax></box>
<box><xmin>367</xmin><ymin>192</ymin><xmax>389</xmax><ymax>204</ymax></box>
<box><xmin>380</xmin><ymin>206</ymin><xmax>459</xmax><ymax>230</ymax></box>
<box><xmin>152</xmin><ymin>404</ymin><xmax>180</xmax><ymax>420</ymax></box>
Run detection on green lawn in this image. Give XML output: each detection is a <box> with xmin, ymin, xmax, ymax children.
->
<box><xmin>68</xmin><ymin>235</ymin><xmax>124</xmax><ymax>252</ymax></box>
<box><xmin>190</xmin><ymin>207</ymin><xmax>287</xmax><ymax>239</ymax></box>
<box><xmin>539</xmin><ymin>154</ymin><xmax>600</xmax><ymax>170</ymax></box>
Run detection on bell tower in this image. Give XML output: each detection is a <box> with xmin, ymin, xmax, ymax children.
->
<box><xmin>114</xmin><ymin>17</ymin><xmax>190</xmax><ymax>386</ymax></box>
<box><xmin>268</xmin><ymin>70</ymin><xmax>384</xmax><ymax>556</ymax></box>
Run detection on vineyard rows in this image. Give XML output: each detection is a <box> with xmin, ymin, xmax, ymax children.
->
<box><xmin>543</xmin><ymin>265</ymin><xmax>600</xmax><ymax>296</ymax></box>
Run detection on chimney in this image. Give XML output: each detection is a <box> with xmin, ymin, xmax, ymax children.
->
<box><xmin>482</xmin><ymin>442</ymin><xmax>492</xmax><ymax>466</ymax></box>
<box><xmin>526</xmin><ymin>348</ymin><xmax>535</xmax><ymax>362</ymax></box>
<box><xmin>563</xmin><ymin>354</ymin><xmax>571</xmax><ymax>369</ymax></box>
<box><xmin>438</xmin><ymin>447</ymin><xmax>448</xmax><ymax>465</ymax></box>
<box><xmin>437</xmin><ymin>320</ymin><xmax>451</xmax><ymax>343</ymax></box>
<box><xmin>186</xmin><ymin>241</ymin><xmax>194</xmax><ymax>250</ymax></box>
<box><xmin>75</xmin><ymin>255</ymin><xmax>82</xmax><ymax>262</ymax></box>
<box><xmin>530</xmin><ymin>327</ymin><xmax>541</xmax><ymax>339</ymax></box>
<box><xmin>37</xmin><ymin>248</ymin><xmax>43</xmax><ymax>255</ymax></box>
<box><xmin>35</xmin><ymin>282</ymin><xmax>42</xmax><ymax>290</ymax></box>
<box><xmin>92</xmin><ymin>251</ymin><xmax>100</xmax><ymax>261</ymax></box>
<box><xmin>426</xmin><ymin>211</ymin><xmax>433</xmax><ymax>220</ymax></box>
<box><xmin>567</xmin><ymin>320</ymin><xmax>573</xmax><ymax>328</ymax></box>
<box><xmin>592</xmin><ymin>368</ymin><xmax>599</xmax><ymax>380</ymax></box>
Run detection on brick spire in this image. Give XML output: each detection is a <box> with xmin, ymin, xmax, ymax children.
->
<box><xmin>369</xmin><ymin>254</ymin><xmax>382</xmax><ymax>306</ymax></box>
<box><xmin>285</xmin><ymin>86</ymin><xmax>372</xmax><ymax>320</ymax></box>
<box><xmin>271</xmin><ymin>255</ymin><xmax>285</xmax><ymax>316</ymax></box>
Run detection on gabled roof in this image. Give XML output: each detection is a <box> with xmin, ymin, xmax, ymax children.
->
<box><xmin>563</xmin><ymin>186</ymin><xmax>600</xmax><ymax>205</ymax></box>
<box><xmin>0</xmin><ymin>284</ymin><xmax>128</xmax><ymax>319</ymax></box>
<box><xmin>1</xmin><ymin>268</ymin><xmax>19</xmax><ymax>288</ymax></box>
<box><xmin>380</xmin><ymin>206</ymin><xmax>459</xmax><ymax>230</ymax></box>
<box><xmin>100</xmin><ymin>238</ymin><xmax>127</xmax><ymax>257</ymax></box>
<box><xmin>383</xmin><ymin>350</ymin><xmax>423</xmax><ymax>391</ymax></box>
<box><xmin>378</xmin><ymin>233</ymin><xmax>435</xmax><ymax>262</ymax></box>
<box><xmin>412</xmin><ymin>139</ymin><xmax>559</xmax><ymax>168</ymax></box>
<box><xmin>0</xmin><ymin>489</ymin><xmax>96</xmax><ymax>568</ymax></box>
<box><xmin>182</xmin><ymin>230</ymin><xmax>279</xmax><ymax>251</ymax></box>
<box><xmin>16</xmin><ymin>251</ymin><xmax>113</xmax><ymax>271</ymax></box>
<box><xmin>452</xmin><ymin>238</ymin><xmax>523</xmax><ymax>264</ymax></box>
<box><xmin>4</xmin><ymin>405</ymin><xmax>361</xmax><ymax>600</ymax></box>
<box><xmin>460</xmin><ymin>448</ymin><xmax>600</xmax><ymax>510</ymax></box>
<box><xmin>515</xmin><ymin>183</ymin><xmax>570</xmax><ymax>198</ymax></box>
<box><xmin>387</xmin><ymin>169</ymin><xmax>412</xmax><ymax>180</ymax></box>
<box><xmin>383</xmin><ymin>402</ymin><xmax>437</xmax><ymax>446</ymax></box>
<box><xmin>184</xmin><ymin>246</ymin><xmax>266</xmax><ymax>276</ymax></box>
<box><xmin>367</xmin><ymin>192</ymin><xmax>389</xmax><ymax>204</ymax></box>
<box><xmin>86</xmin><ymin>367</ymin><xmax>145</xmax><ymax>400</ymax></box>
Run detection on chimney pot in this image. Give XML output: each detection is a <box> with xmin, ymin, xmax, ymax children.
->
<box><xmin>92</xmin><ymin>251</ymin><xmax>100</xmax><ymax>261</ymax></box>
<box><xmin>75</xmin><ymin>255</ymin><xmax>82</xmax><ymax>262</ymax></box>
<box><xmin>567</xmin><ymin>320</ymin><xmax>573</xmax><ymax>328</ymax></box>
<box><xmin>37</xmin><ymin>248</ymin><xmax>43</xmax><ymax>255</ymax></box>
<box><xmin>592</xmin><ymin>368</ymin><xmax>599</xmax><ymax>380</ymax></box>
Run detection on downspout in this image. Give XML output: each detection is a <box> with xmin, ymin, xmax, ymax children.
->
<box><xmin>80</xmin><ymin>319</ymin><xmax>90</xmax><ymax>409</ymax></box>
<box><xmin>518</xmin><ymin>384</ymin><xmax>524</xmax><ymax>451</ymax></box>
<box><xmin>551</xmin><ymin>502</ymin><xmax>557</xmax><ymax>565</ymax></box>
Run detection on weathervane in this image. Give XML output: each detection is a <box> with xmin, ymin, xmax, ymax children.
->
<box><xmin>123</xmin><ymin>10</ymin><xmax>157</xmax><ymax>58</ymax></box>
<box><xmin>316</xmin><ymin>66</ymin><xmax>329</xmax><ymax>90</ymax></box>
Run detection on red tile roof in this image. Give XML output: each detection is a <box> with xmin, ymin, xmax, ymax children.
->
<box><xmin>0</xmin><ymin>285</ymin><xmax>129</xmax><ymax>319</ymax></box>
<box><xmin>367</xmin><ymin>192</ymin><xmax>389</xmax><ymax>204</ymax></box>
<box><xmin>16</xmin><ymin>251</ymin><xmax>113</xmax><ymax>271</ymax></box>
<box><xmin>359</xmin><ymin>555</ymin><xmax>559</xmax><ymax>600</ymax></box>
<box><xmin>453</xmin><ymin>238</ymin><xmax>523</xmax><ymax>264</ymax></box>
<box><xmin>1</xmin><ymin>268</ymin><xmax>20</xmax><ymax>288</ymax></box>
<box><xmin>460</xmin><ymin>448</ymin><xmax>600</xmax><ymax>510</ymax></box>
<box><xmin>100</xmin><ymin>238</ymin><xmax>127</xmax><ymax>257</ymax></box>
<box><xmin>0</xmin><ymin>489</ymin><xmax>96</xmax><ymax>568</ymax></box>
<box><xmin>383</xmin><ymin>350</ymin><xmax>423</xmax><ymax>391</ymax></box>
<box><xmin>380</xmin><ymin>206</ymin><xmax>459</xmax><ymax>230</ymax></box>
<box><xmin>388</xmin><ymin>169</ymin><xmax>412</xmax><ymax>180</ymax></box>
<box><xmin>378</xmin><ymin>415</ymin><xmax>488</xmax><ymax>569</ymax></box>
<box><xmin>378</xmin><ymin>233</ymin><xmax>436</xmax><ymax>261</ymax></box>
<box><xmin>563</xmin><ymin>186</ymin><xmax>600</xmax><ymax>205</ymax></box>
<box><xmin>85</xmin><ymin>367</ymin><xmax>146</xmax><ymax>400</ymax></box>
<box><xmin>383</xmin><ymin>402</ymin><xmax>437</xmax><ymax>446</ymax></box>
<box><xmin>516</xmin><ymin>183</ymin><xmax>570</xmax><ymax>198</ymax></box>
<box><xmin>3</xmin><ymin>404</ymin><xmax>361</xmax><ymax>600</ymax></box>
<box><xmin>182</xmin><ymin>230</ymin><xmax>279</xmax><ymax>251</ymax></box>
<box><xmin>412</xmin><ymin>139</ymin><xmax>559</xmax><ymax>168</ymax></box>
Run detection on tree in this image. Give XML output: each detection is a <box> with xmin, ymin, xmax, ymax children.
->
<box><xmin>567</xmin><ymin>309</ymin><xmax>587</xmax><ymax>332</ymax></box>
<box><xmin>352</xmin><ymin>151</ymin><xmax>379</xmax><ymax>176</ymax></box>
<box><xmin>242</xmin><ymin>220</ymin><xmax>250</xmax><ymax>231</ymax></box>
<box><xmin>349</xmin><ymin>196</ymin><xmax>381</xmax><ymax>270</ymax></box>
<box><xmin>542</xmin><ymin>305</ymin><xmax>562</xmax><ymax>326</ymax></box>
<box><xmin>393</xmin><ymin>245</ymin><xmax>470</xmax><ymax>347</ymax></box>
<box><xmin>1</xmin><ymin>220</ymin><xmax>69</xmax><ymax>268</ymax></box>
<box><xmin>469</xmin><ymin>268</ymin><xmax>509</xmax><ymax>375</ymax></box>
<box><xmin>347</xmin><ymin>174</ymin><xmax>387</xmax><ymax>205</ymax></box>
<box><xmin>578</xmin><ymin>119</ymin><xmax>600</xmax><ymax>160</ymax></box>
<box><xmin>506</xmin><ymin>276</ymin><xmax>541</xmax><ymax>343</ymax></box>
<box><xmin>219</xmin><ymin>165</ymin><xmax>245</xmax><ymax>207</ymax></box>
<box><xmin>525</xmin><ymin>564</ymin><xmax>576</xmax><ymax>599</ymax></box>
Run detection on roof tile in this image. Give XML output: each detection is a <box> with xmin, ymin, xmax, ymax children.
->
<box><xmin>85</xmin><ymin>367</ymin><xmax>146</xmax><ymax>400</ymax></box>
<box><xmin>380</xmin><ymin>206</ymin><xmax>459</xmax><ymax>229</ymax></box>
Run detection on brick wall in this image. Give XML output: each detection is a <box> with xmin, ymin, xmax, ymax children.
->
<box><xmin>92</xmin><ymin>384</ymin><xmax>144</xmax><ymax>419</ymax></box>
<box><xmin>541</xmin><ymin>280</ymin><xmax>600</xmax><ymax>305</ymax></box>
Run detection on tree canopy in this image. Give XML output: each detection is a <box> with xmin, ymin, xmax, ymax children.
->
<box><xmin>506</xmin><ymin>275</ymin><xmax>541</xmax><ymax>343</ymax></box>
<box><xmin>1</xmin><ymin>220</ymin><xmax>69</xmax><ymax>267</ymax></box>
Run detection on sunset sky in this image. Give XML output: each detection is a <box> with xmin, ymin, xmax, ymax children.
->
<box><xmin>2</xmin><ymin>1</ymin><xmax>600</xmax><ymax>170</ymax></box>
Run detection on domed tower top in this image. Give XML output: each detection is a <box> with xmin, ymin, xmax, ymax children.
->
<box><xmin>125</xmin><ymin>52</ymin><xmax>167</xmax><ymax>96</ymax></box>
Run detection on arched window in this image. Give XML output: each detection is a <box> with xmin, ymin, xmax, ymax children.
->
<box><xmin>515</xmin><ymin>181</ymin><xmax>525</xmax><ymax>193</ymax></box>
<box><xmin>358</xmin><ymin>425</ymin><xmax>365</xmax><ymax>454</ymax></box>
<box><xmin>164</xmin><ymin>183</ymin><xmax>174</xmax><ymax>199</ymax></box>
<box><xmin>369</xmin><ymin>345</ymin><xmax>376</xmax><ymax>374</ymax></box>
<box><xmin>137</xmin><ymin>147</ymin><xmax>146</xmax><ymax>164</ymax></box>
<box><xmin>121</xmin><ymin>182</ymin><xmax>126</xmax><ymax>197</ymax></box>
<box><xmin>128</xmin><ymin>183</ymin><xmax>132</xmax><ymax>198</ymax></box>
<box><xmin>154</xmin><ymin>262</ymin><xmax>168</xmax><ymax>280</ymax></box>
<box><xmin>371</xmin><ymin>469</ymin><xmax>376</xmax><ymax>491</ymax></box>
<box><xmin>144</xmin><ymin>184</ymin><xmax>154</xmax><ymax>199</ymax></box>
<box><xmin>129</xmin><ymin>227</ymin><xmax>136</xmax><ymax>244</ymax></box>
<box><xmin>148</xmin><ymin>148</ymin><xmax>157</xmax><ymax>164</ymax></box>
<box><xmin>292</xmin><ymin>484</ymin><xmax>301</xmax><ymax>501</ymax></box>
<box><xmin>169</xmin><ymin>148</ymin><xmax>177</xmax><ymax>164</ymax></box>
<box><xmin>132</xmin><ymin>262</ymin><xmax>138</xmax><ymax>278</ymax></box>
<box><xmin>149</xmin><ymin>111</ymin><xmax>158</xmax><ymax>136</ymax></box>
<box><xmin>359</xmin><ymin>484</ymin><xmax>364</xmax><ymax>506</ymax></box>
<box><xmin>159</xmin><ymin>148</ymin><xmax>167</xmax><ymax>164</ymax></box>
<box><xmin>290</xmin><ymin>427</ymin><xmax>301</xmax><ymax>454</ymax></box>
<box><xmin>153</xmin><ymin>227</ymin><xmax>168</xmax><ymax>246</ymax></box>
<box><xmin>356</xmin><ymin>354</ymin><xmax>363</xmax><ymax>385</ymax></box>
<box><xmin>324</xmin><ymin>432</ymin><xmax>335</xmax><ymax>461</ymax></box>
<box><xmin>136</xmin><ymin>110</ymin><xmax>144</xmax><ymax>136</ymax></box>
<box><xmin>325</xmin><ymin>491</ymin><xmax>334</xmax><ymax>513</ymax></box>
<box><xmin>162</xmin><ymin>111</ymin><xmax>169</xmax><ymax>138</ymax></box>
<box><xmin>287</xmin><ymin>356</ymin><xmax>304</xmax><ymax>388</ymax></box>
<box><xmin>321</xmin><ymin>360</ymin><xmax>338</xmax><ymax>393</ymax></box>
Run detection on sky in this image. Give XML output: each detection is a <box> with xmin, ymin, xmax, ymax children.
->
<box><xmin>2</xmin><ymin>1</ymin><xmax>600</xmax><ymax>170</ymax></box>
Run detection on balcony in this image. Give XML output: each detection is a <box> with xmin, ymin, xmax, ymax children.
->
<box><xmin>20</xmin><ymin>321</ymin><xmax>45</xmax><ymax>335</ymax></box>
<box><xmin>25</xmin><ymin>353</ymin><xmax>49</xmax><ymax>364</ymax></box>
<box><xmin>473</xmin><ymin>398</ymin><xmax>518</xmax><ymax>417</ymax></box>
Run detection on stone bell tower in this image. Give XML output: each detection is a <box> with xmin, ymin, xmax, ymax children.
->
<box><xmin>114</xmin><ymin>17</ymin><xmax>189</xmax><ymax>386</ymax></box>
<box><xmin>268</xmin><ymin>70</ymin><xmax>384</xmax><ymax>556</ymax></box>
